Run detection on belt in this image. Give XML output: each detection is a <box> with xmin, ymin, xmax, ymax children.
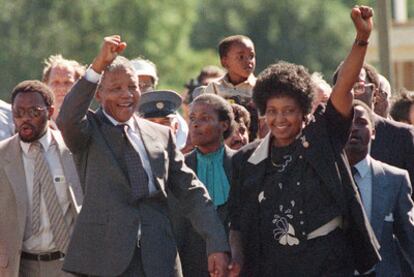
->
<box><xmin>21</xmin><ymin>251</ymin><xmax>65</xmax><ymax>261</ymax></box>
<box><xmin>307</xmin><ymin>216</ymin><xmax>343</xmax><ymax>240</ymax></box>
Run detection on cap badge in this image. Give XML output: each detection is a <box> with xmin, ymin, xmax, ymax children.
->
<box><xmin>156</xmin><ymin>102</ymin><xmax>164</xmax><ymax>110</ymax></box>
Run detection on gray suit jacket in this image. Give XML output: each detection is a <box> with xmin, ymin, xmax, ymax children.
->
<box><xmin>0</xmin><ymin>129</ymin><xmax>82</xmax><ymax>277</ymax></box>
<box><xmin>368</xmin><ymin>158</ymin><xmax>414</xmax><ymax>277</ymax></box>
<box><xmin>57</xmin><ymin>78</ymin><xmax>229</xmax><ymax>277</ymax></box>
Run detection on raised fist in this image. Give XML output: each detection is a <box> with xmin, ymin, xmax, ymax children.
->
<box><xmin>351</xmin><ymin>6</ymin><xmax>374</xmax><ymax>40</ymax></box>
<box><xmin>91</xmin><ymin>35</ymin><xmax>127</xmax><ymax>73</ymax></box>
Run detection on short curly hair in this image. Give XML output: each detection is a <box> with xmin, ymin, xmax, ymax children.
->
<box><xmin>253</xmin><ymin>61</ymin><xmax>314</xmax><ymax>116</ymax></box>
<box><xmin>11</xmin><ymin>80</ymin><xmax>55</xmax><ymax>107</ymax></box>
<box><xmin>192</xmin><ymin>93</ymin><xmax>235</xmax><ymax>140</ymax></box>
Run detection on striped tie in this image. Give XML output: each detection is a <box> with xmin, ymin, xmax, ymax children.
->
<box><xmin>31</xmin><ymin>141</ymin><xmax>70</xmax><ymax>252</ymax></box>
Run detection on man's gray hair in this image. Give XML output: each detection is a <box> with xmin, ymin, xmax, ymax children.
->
<box><xmin>98</xmin><ymin>56</ymin><xmax>136</xmax><ymax>89</ymax></box>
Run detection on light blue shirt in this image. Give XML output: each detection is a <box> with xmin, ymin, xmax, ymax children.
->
<box><xmin>354</xmin><ymin>155</ymin><xmax>373</xmax><ymax>221</ymax></box>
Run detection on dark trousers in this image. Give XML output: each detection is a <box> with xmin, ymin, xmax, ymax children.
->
<box><xmin>75</xmin><ymin>247</ymin><xmax>145</xmax><ymax>277</ymax></box>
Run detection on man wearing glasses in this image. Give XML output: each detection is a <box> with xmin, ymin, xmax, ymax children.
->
<box><xmin>0</xmin><ymin>80</ymin><xmax>82</xmax><ymax>276</ymax></box>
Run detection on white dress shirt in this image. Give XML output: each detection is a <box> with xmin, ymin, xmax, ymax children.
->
<box><xmin>101</xmin><ymin>109</ymin><xmax>157</xmax><ymax>194</ymax></box>
<box><xmin>353</xmin><ymin>155</ymin><xmax>373</xmax><ymax>221</ymax></box>
<box><xmin>21</xmin><ymin>128</ymin><xmax>71</xmax><ymax>253</ymax></box>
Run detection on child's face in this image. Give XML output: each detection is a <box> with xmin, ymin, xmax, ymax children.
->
<box><xmin>221</xmin><ymin>39</ymin><xmax>256</xmax><ymax>84</ymax></box>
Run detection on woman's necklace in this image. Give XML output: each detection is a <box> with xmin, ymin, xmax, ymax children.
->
<box><xmin>271</xmin><ymin>153</ymin><xmax>293</xmax><ymax>172</ymax></box>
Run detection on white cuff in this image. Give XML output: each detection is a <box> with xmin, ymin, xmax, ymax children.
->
<box><xmin>85</xmin><ymin>67</ymin><xmax>102</xmax><ymax>84</ymax></box>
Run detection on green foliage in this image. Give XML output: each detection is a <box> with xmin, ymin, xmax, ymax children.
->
<box><xmin>0</xmin><ymin>0</ymin><xmax>370</xmax><ymax>101</ymax></box>
<box><xmin>192</xmin><ymin>0</ymin><xmax>354</xmax><ymax>82</ymax></box>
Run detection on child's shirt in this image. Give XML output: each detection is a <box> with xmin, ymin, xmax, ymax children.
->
<box><xmin>204</xmin><ymin>74</ymin><xmax>256</xmax><ymax>104</ymax></box>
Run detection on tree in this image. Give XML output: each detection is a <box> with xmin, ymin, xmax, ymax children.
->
<box><xmin>191</xmin><ymin>0</ymin><xmax>356</xmax><ymax>82</ymax></box>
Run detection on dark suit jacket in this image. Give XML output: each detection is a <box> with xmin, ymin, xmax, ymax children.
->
<box><xmin>228</xmin><ymin>101</ymin><xmax>380</xmax><ymax>276</ymax></box>
<box><xmin>174</xmin><ymin>146</ymin><xmax>234</xmax><ymax>277</ymax></box>
<box><xmin>366</xmin><ymin>158</ymin><xmax>414</xmax><ymax>277</ymax></box>
<box><xmin>57</xmin><ymin>78</ymin><xmax>229</xmax><ymax>277</ymax></box>
<box><xmin>371</xmin><ymin>115</ymin><xmax>414</xmax><ymax>185</ymax></box>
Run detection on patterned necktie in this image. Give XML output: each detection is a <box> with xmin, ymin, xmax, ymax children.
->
<box><xmin>31</xmin><ymin>141</ymin><xmax>70</xmax><ymax>252</ymax></box>
<box><xmin>117</xmin><ymin>124</ymin><xmax>149</xmax><ymax>200</ymax></box>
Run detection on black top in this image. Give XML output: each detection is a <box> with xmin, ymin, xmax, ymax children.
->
<box><xmin>228</xmin><ymin>100</ymin><xmax>380</xmax><ymax>276</ymax></box>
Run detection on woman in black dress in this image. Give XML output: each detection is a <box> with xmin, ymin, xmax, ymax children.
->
<box><xmin>228</xmin><ymin>6</ymin><xmax>379</xmax><ymax>277</ymax></box>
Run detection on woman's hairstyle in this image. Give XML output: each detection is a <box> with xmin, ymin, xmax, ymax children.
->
<box><xmin>253</xmin><ymin>61</ymin><xmax>314</xmax><ymax>116</ymax></box>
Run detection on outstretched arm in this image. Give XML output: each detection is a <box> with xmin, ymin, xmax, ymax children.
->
<box><xmin>330</xmin><ymin>6</ymin><xmax>373</xmax><ymax>118</ymax></box>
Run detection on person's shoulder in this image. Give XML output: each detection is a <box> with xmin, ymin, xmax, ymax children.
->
<box><xmin>137</xmin><ymin>117</ymin><xmax>171</xmax><ymax>140</ymax></box>
<box><xmin>377</xmin><ymin>115</ymin><xmax>414</xmax><ymax>133</ymax></box>
<box><xmin>233</xmin><ymin>139</ymin><xmax>261</xmax><ymax>161</ymax></box>
<box><xmin>0</xmin><ymin>134</ymin><xmax>19</xmax><ymax>165</ymax></box>
<box><xmin>0</xmin><ymin>99</ymin><xmax>11</xmax><ymax>111</ymax></box>
<box><xmin>372</xmin><ymin>157</ymin><xmax>409</xmax><ymax>178</ymax></box>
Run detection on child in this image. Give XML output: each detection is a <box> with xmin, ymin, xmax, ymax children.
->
<box><xmin>205</xmin><ymin>35</ymin><xmax>259</xmax><ymax>140</ymax></box>
<box><xmin>205</xmin><ymin>35</ymin><xmax>256</xmax><ymax>104</ymax></box>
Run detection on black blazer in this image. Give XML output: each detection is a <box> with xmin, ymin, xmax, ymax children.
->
<box><xmin>371</xmin><ymin>115</ymin><xmax>414</xmax><ymax>185</ymax></box>
<box><xmin>228</xmin><ymin>102</ymin><xmax>380</xmax><ymax>276</ymax></box>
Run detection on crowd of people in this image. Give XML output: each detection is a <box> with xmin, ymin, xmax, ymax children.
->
<box><xmin>1</xmin><ymin>4</ymin><xmax>414</xmax><ymax>277</ymax></box>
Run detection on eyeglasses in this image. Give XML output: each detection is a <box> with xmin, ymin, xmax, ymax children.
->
<box><xmin>352</xmin><ymin>82</ymin><xmax>375</xmax><ymax>96</ymax></box>
<box><xmin>13</xmin><ymin>107</ymin><xmax>47</xmax><ymax>118</ymax></box>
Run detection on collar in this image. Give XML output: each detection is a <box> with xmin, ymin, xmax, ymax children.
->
<box><xmin>247</xmin><ymin>131</ymin><xmax>308</xmax><ymax>165</ymax></box>
<box><xmin>102</xmin><ymin>109</ymin><xmax>135</xmax><ymax>131</ymax></box>
<box><xmin>247</xmin><ymin>132</ymin><xmax>271</xmax><ymax>165</ymax></box>
<box><xmin>20</xmin><ymin>127</ymin><xmax>53</xmax><ymax>155</ymax></box>
<box><xmin>222</xmin><ymin>74</ymin><xmax>256</xmax><ymax>87</ymax></box>
<box><xmin>354</xmin><ymin>155</ymin><xmax>372</xmax><ymax>179</ymax></box>
<box><xmin>196</xmin><ymin>145</ymin><xmax>224</xmax><ymax>160</ymax></box>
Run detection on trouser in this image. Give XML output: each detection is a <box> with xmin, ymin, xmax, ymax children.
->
<box><xmin>19</xmin><ymin>257</ymin><xmax>75</xmax><ymax>277</ymax></box>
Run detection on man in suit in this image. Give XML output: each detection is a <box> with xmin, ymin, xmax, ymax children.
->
<box><xmin>0</xmin><ymin>80</ymin><xmax>83</xmax><ymax>277</ymax></box>
<box><xmin>345</xmin><ymin>100</ymin><xmax>414</xmax><ymax>276</ymax></box>
<box><xmin>57</xmin><ymin>35</ymin><xmax>230</xmax><ymax>277</ymax></box>
<box><xmin>333</xmin><ymin>64</ymin><xmax>414</xmax><ymax>185</ymax></box>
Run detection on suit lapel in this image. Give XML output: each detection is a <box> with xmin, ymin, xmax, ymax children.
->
<box><xmin>3</xmin><ymin>136</ymin><xmax>28</xmax><ymax>238</ymax></box>
<box><xmin>51</xmin><ymin>129</ymin><xmax>83</xmax><ymax>213</ymax></box>
<box><xmin>135</xmin><ymin>117</ymin><xmax>165</xmax><ymax>191</ymax></box>
<box><xmin>370</xmin><ymin>159</ymin><xmax>389</xmax><ymax>241</ymax></box>
<box><xmin>95</xmin><ymin>109</ymin><xmax>131</xmax><ymax>192</ymax></box>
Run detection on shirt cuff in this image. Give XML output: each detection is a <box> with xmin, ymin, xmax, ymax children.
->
<box><xmin>85</xmin><ymin>67</ymin><xmax>101</xmax><ymax>84</ymax></box>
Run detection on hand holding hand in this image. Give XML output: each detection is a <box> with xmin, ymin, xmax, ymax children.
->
<box><xmin>91</xmin><ymin>35</ymin><xmax>127</xmax><ymax>73</ymax></box>
<box><xmin>228</xmin><ymin>259</ymin><xmax>241</xmax><ymax>277</ymax></box>
<box><xmin>208</xmin><ymin>252</ymin><xmax>230</xmax><ymax>277</ymax></box>
<box><xmin>351</xmin><ymin>5</ymin><xmax>374</xmax><ymax>41</ymax></box>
